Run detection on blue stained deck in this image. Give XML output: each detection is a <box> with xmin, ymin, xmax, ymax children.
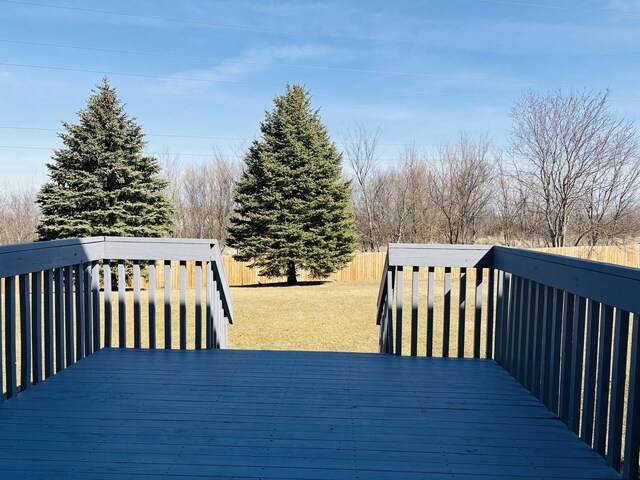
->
<box><xmin>0</xmin><ymin>348</ymin><xmax>621</xmax><ymax>480</ymax></box>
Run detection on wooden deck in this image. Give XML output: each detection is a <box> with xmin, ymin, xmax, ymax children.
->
<box><xmin>0</xmin><ymin>348</ymin><xmax>620</xmax><ymax>480</ymax></box>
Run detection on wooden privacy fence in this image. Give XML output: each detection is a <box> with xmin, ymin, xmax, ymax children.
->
<box><xmin>220</xmin><ymin>252</ymin><xmax>388</xmax><ymax>286</ymax></box>
<box><xmin>219</xmin><ymin>244</ymin><xmax>640</xmax><ymax>287</ymax></box>
<box><xmin>377</xmin><ymin>243</ymin><xmax>640</xmax><ymax>479</ymax></box>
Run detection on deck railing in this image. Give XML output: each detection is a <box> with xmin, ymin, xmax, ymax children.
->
<box><xmin>377</xmin><ymin>243</ymin><xmax>640</xmax><ymax>479</ymax></box>
<box><xmin>0</xmin><ymin>236</ymin><xmax>233</xmax><ymax>401</ymax></box>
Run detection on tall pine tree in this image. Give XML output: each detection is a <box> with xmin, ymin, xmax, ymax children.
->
<box><xmin>37</xmin><ymin>78</ymin><xmax>173</xmax><ymax>240</ymax></box>
<box><xmin>228</xmin><ymin>84</ymin><xmax>357</xmax><ymax>284</ymax></box>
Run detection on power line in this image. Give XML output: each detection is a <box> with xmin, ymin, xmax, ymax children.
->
<box><xmin>0</xmin><ymin>61</ymin><xmax>521</xmax><ymax>100</ymax></box>
<box><xmin>0</xmin><ymin>144</ymin><xmax>513</xmax><ymax>159</ymax></box>
<box><xmin>0</xmin><ymin>0</ymin><xmax>637</xmax><ymax>57</ymax></box>
<box><xmin>0</xmin><ymin>126</ymin><xmax>248</xmax><ymax>141</ymax></box>
<box><xmin>0</xmin><ymin>0</ymin><xmax>472</xmax><ymax>47</ymax></box>
<box><xmin>2</xmin><ymin>38</ymin><xmax>640</xmax><ymax>88</ymax></box>
<box><xmin>474</xmin><ymin>0</ymin><xmax>640</xmax><ymax>19</ymax></box>
<box><xmin>0</xmin><ymin>125</ymin><xmax>512</xmax><ymax>149</ymax></box>
<box><xmin>2</xmin><ymin>62</ymin><xmax>640</xmax><ymax>104</ymax></box>
<box><xmin>0</xmin><ymin>144</ymin><xmax>245</xmax><ymax>157</ymax></box>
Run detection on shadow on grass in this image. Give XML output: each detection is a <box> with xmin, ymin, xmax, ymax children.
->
<box><xmin>232</xmin><ymin>280</ymin><xmax>330</xmax><ymax>288</ymax></box>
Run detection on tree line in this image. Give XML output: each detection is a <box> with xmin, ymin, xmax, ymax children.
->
<box><xmin>166</xmin><ymin>90</ymin><xmax>640</xmax><ymax>250</ymax></box>
<box><xmin>2</xmin><ymin>85</ymin><xmax>639</xmax><ymax>255</ymax></box>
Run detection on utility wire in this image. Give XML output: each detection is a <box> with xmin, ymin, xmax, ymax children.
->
<box><xmin>0</xmin><ymin>126</ymin><xmax>247</xmax><ymax>141</ymax></box>
<box><xmin>0</xmin><ymin>125</ymin><xmax>520</xmax><ymax>149</ymax></box>
<box><xmin>3</xmin><ymin>61</ymin><xmax>639</xmax><ymax>103</ymax></box>
<box><xmin>0</xmin><ymin>144</ymin><xmax>247</xmax><ymax>157</ymax></box>
<box><xmin>0</xmin><ymin>144</ymin><xmax>513</xmax><ymax>159</ymax></box>
<box><xmin>0</xmin><ymin>61</ymin><xmax>526</xmax><ymax>100</ymax></box>
<box><xmin>2</xmin><ymin>38</ymin><xmax>639</xmax><ymax>88</ymax></box>
<box><xmin>0</xmin><ymin>0</ymin><xmax>636</xmax><ymax>57</ymax></box>
<box><xmin>474</xmin><ymin>0</ymin><xmax>640</xmax><ymax>19</ymax></box>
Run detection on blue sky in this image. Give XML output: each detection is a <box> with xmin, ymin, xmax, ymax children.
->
<box><xmin>1</xmin><ymin>0</ymin><xmax>639</xmax><ymax>187</ymax></box>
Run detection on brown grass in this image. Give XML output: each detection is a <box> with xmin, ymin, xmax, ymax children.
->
<box><xmin>229</xmin><ymin>273</ymin><xmax>491</xmax><ymax>357</ymax></box>
<box><xmin>229</xmin><ymin>281</ymin><xmax>380</xmax><ymax>352</ymax></box>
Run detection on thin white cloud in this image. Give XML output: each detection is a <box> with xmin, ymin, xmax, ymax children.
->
<box><xmin>151</xmin><ymin>44</ymin><xmax>336</xmax><ymax>95</ymax></box>
<box><xmin>329</xmin><ymin>104</ymin><xmax>418</xmax><ymax>122</ymax></box>
<box><xmin>606</xmin><ymin>0</ymin><xmax>640</xmax><ymax>16</ymax></box>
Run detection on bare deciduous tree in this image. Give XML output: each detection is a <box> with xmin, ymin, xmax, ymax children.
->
<box><xmin>384</xmin><ymin>145</ymin><xmax>430</xmax><ymax>243</ymax></box>
<box><xmin>510</xmin><ymin>90</ymin><xmax>640</xmax><ymax>247</ymax></box>
<box><xmin>494</xmin><ymin>159</ymin><xmax>547</xmax><ymax>247</ymax></box>
<box><xmin>576</xmin><ymin>126</ymin><xmax>640</xmax><ymax>246</ymax></box>
<box><xmin>428</xmin><ymin>134</ymin><xmax>494</xmax><ymax>244</ymax></box>
<box><xmin>342</xmin><ymin>122</ymin><xmax>384</xmax><ymax>251</ymax></box>
<box><xmin>161</xmin><ymin>150</ymin><xmax>241</xmax><ymax>250</ymax></box>
<box><xmin>0</xmin><ymin>183</ymin><xmax>41</xmax><ymax>245</ymax></box>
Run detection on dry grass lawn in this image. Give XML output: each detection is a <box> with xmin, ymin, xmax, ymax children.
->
<box><xmin>229</xmin><ymin>274</ymin><xmax>491</xmax><ymax>357</ymax></box>
<box><xmin>229</xmin><ymin>281</ymin><xmax>380</xmax><ymax>352</ymax></box>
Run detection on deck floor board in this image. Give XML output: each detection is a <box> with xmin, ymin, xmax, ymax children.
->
<box><xmin>0</xmin><ymin>348</ymin><xmax>621</xmax><ymax>479</ymax></box>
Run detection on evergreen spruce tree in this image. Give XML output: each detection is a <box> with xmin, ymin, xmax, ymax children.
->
<box><xmin>37</xmin><ymin>78</ymin><xmax>173</xmax><ymax>240</ymax></box>
<box><xmin>228</xmin><ymin>84</ymin><xmax>357</xmax><ymax>284</ymax></box>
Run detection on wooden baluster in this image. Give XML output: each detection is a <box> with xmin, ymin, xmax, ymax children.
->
<box><xmin>18</xmin><ymin>274</ymin><xmax>31</xmax><ymax>391</ymax></box>
<box><xmin>179</xmin><ymin>260</ymin><xmax>187</xmax><ymax>350</ymax></box>
<box><xmin>4</xmin><ymin>276</ymin><xmax>17</xmax><ymax>398</ymax></box>
<box><xmin>395</xmin><ymin>266</ymin><xmax>403</xmax><ymax>356</ymax></box>
<box><xmin>104</xmin><ymin>261</ymin><xmax>112</xmax><ymax>348</ymax></box>
<box><xmin>458</xmin><ymin>267</ymin><xmax>467</xmax><ymax>358</ymax></box>
<box><xmin>118</xmin><ymin>260</ymin><xmax>126</xmax><ymax>348</ymax></box>
<box><xmin>486</xmin><ymin>269</ymin><xmax>495</xmax><ymax>359</ymax></box>
<box><xmin>54</xmin><ymin>268</ymin><xmax>64</xmax><ymax>372</ymax></box>
<box><xmin>64</xmin><ymin>266</ymin><xmax>74</xmax><ymax>367</ymax></box>
<box><xmin>82</xmin><ymin>262</ymin><xmax>93</xmax><ymax>355</ymax></box>
<box><xmin>581</xmin><ymin>300</ymin><xmax>600</xmax><ymax>446</ymax></box>
<box><xmin>164</xmin><ymin>260</ymin><xmax>171</xmax><ymax>349</ymax></box>
<box><xmin>43</xmin><ymin>270</ymin><xmax>54</xmax><ymax>378</ymax></box>
<box><xmin>523</xmin><ymin>281</ymin><xmax>536</xmax><ymax>390</ymax></box>
<box><xmin>559</xmin><ymin>292</ymin><xmax>575</xmax><ymax>423</ymax></box>
<box><xmin>516</xmin><ymin>277</ymin><xmax>528</xmax><ymax>383</ymax></box>
<box><xmin>594</xmin><ymin>304</ymin><xmax>614</xmax><ymax>456</ymax></box>
<box><xmin>75</xmin><ymin>264</ymin><xmax>84</xmax><ymax>360</ymax></box>
<box><xmin>133</xmin><ymin>261</ymin><xmax>141</xmax><ymax>348</ymax></box>
<box><xmin>622</xmin><ymin>313</ymin><xmax>640</xmax><ymax>480</ymax></box>
<box><xmin>507</xmin><ymin>276</ymin><xmax>520</xmax><ymax>374</ymax></box>
<box><xmin>443</xmin><ymin>267</ymin><xmax>451</xmax><ymax>358</ymax></box>
<box><xmin>495</xmin><ymin>271</ymin><xmax>505</xmax><ymax>364</ymax></box>
<box><xmin>539</xmin><ymin>285</ymin><xmax>553</xmax><ymax>404</ymax></box>
<box><xmin>473</xmin><ymin>268</ymin><xmax>482</xmax><ymax>359</ymax></box>
<box><xmin>31</xmin><ymin>271</ymin><xmax>42</xmax><ymax>384</ymax></box>
<box><xmin>530</xmin><ymin>282</ymin><xmax>544</xmax><ymax>398</ymax></box>
<box><xmin>91</xmin><ymin>261</ymin><xmax>99</xmax><ymax>352</ymax></box>
<box><xmin>607</xmin><ymin>309</ymin><xmax>630</xmax><ymax>470</ymax></box>
<box><xmin>548</xmin><ymin>288</ymin><xmax>563</xmax><ymax>413</ymax></box>
<box><xmin>206</xmin><ymin>262</ymin><xmax>213</xmax><ymax>350</ymax></box>
<box><xmin>148</xmin><ymin>261</ymin><xmax>156</xmax><ymax>349</ymax></box>
<box><xmin>568</xmin><ymin>296</ymin><xmax>586</xmax><ymax>434</ymax></box>
<box><xmin>386</xmin><ymin>268</ymin><xmax>394</xmax><ymax>354</ymax></box>
<box><xmin>426</xmin><ymin>266</ymin><xmax>434</xmax><ymax>357</ymax></box>
<box><xmin>410</xmin><ymin>266</ymin><xmax>418</xmax><ymax>357</ymax></box>
<box><xmin>195</xmin><ymin>261</ymin><xmax>203</xmax><ymax>350</ymax></box>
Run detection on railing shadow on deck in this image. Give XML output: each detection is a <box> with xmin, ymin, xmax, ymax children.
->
<box><xmin>377</xmin><ymin>243</ymin><xmax>640</xmax><ymax>480</ymax></box>
<box><xmin>0</xmin><ymin>236</ymin><xmax>233</xmax><ymax>400</ymax></box>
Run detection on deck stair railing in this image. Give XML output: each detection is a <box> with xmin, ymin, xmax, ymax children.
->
<box><xmin>0</xmin><ymin>236</ymin><xmax>233</xmax><ymax>401</ymax></box>
<box><xmin>377</xmin><ymin>243</ymin><xmax>640</xmax><ymax>480</ymax></box>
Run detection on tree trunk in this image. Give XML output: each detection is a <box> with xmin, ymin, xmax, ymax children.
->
<box><xmin>286</xmin><ymin>262</ymin><xmax>297</xmax><ymax>285</ymax></box>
